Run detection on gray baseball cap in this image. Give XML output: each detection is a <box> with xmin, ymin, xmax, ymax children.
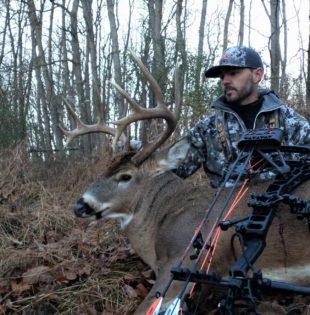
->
<box><xmin>205</xmin><ymin>46</ymin><xmax>263</xmax><ymax>78</ymax></box>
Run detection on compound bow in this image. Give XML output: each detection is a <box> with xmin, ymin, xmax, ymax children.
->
<box><xmin>149</xmin><ymin>128</ymin><xmax>310</xmax><ymax>315</ymax></box>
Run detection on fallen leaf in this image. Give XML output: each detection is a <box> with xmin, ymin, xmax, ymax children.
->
<box><xmin>11</xmin><ymin>280</ymin><xmax>31</xmax><ymax>294</ymax></box>
<box><xmin>22</xmin><ymin>265</ymin><xmax>53</xmax><ymax>284</ymax></box>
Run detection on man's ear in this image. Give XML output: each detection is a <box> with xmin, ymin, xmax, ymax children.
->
<box><xmin>254</xmin><ymin>67</ymin><xmax>264</xmax><ymax>84</ymax></box>
<box><xmin>158</xmin><ymin>137</ymin><xmax>191</xmax><ymax>171</ymax></box>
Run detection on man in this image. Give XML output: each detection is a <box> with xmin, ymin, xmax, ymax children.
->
<box><xmin>175</xmin><ymin>46</ymin><xmax>310</xmax><ymax>187</ymax></box>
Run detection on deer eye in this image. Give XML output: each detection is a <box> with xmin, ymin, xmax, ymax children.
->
<box><xmin>118</xmin><ymin>174</ymin><xmax>132</xmax><ymax>182</ymax></box>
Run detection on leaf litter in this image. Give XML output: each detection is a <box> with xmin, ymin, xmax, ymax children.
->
<box><xmin>0</xmin><ymin>144</ymin><xmax>309</xmax><ymax>314</ymax></box>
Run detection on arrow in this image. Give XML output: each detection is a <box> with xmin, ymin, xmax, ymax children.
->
<box><xmin>164</xmin><ymin>298</ymin><xmax>181</xmax><ymax>315</ymax></box>
<box><xmin>146</xmin><ymin>296</ymin><xmax>163</xmax><ymax>315</ymax></box>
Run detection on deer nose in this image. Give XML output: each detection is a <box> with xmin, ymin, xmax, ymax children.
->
<box><xmin>74</xmin><ymin>197</ymin><xmax>94</xmax><ymax>217</ymax></box>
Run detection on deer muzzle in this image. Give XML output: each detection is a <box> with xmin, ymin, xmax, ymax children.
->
<box><xmin>74</xmin><ymin>197</ymin><xmax>95</xmax><ymax>218</ymax></box>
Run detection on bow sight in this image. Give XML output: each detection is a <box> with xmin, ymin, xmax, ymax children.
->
<box><xmin>168</xmin><ymin>128</ymin><xmax>310</xmax><ymax>315</ymax></box>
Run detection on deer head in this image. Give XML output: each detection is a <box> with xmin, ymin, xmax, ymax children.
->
<box><xmin>60</xmin><ymin>53</ymin><xmax>189</xmax><ymax>227</ymax></box>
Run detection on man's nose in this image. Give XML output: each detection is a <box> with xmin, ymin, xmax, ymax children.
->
<box><xmin>221</xmin><ymin>74</ymin><xmax>231</xmax><ymax>85</ymax></box>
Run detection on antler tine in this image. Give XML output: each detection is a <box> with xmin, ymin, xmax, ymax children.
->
<box><xmin>59</xmin><ymin>97</ymin><xmax>118</xmax><ymax>147</ymax></box>
<box><xmin>131</xmin><ymin>53</ymin><xmax>182</xmax><ymax>124</ymax></box>
<box><xmin>130</xmin><ymin>53</ymin><xmax>166</xmax><ymax>107</ymax></box>
<box><xmin>110</xmin><ymin>53</ymin><xmax>181</xmax><ymax>165</ymax></box>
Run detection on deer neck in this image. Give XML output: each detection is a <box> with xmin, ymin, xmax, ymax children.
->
<box><xmin>126</xmin><ymin>171</ymin><xmax>183</xmax><ymax>228</ymax></box>
<box><xmin>124</xmin><ymin>171</ymin><xmax>186</xmax><ymax>272</ymax></box>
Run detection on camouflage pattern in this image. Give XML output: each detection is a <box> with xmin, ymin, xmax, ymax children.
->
<box><xmin>221</xmin><ymin>47</ymin><xmax>247</xmax><ymax>67</ymax></box>
<box><xmin>175</xmin><ymin>89</ymin><xmax>310</xmax><ymax>187</ymax></box>
<box><xmin>205</xmin><ymin>46</ymin><xmax>264</xmax><ymax>78</ymax></box>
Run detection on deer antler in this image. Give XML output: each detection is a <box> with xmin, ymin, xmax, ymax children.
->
<box><xmin>59</xmin><ymin>97</ymin><xmax>120</xmax><ymax>146</ymax></box>
<box><xmin>60</xmin><ymin>53</ymin><xmax>182</xmax><ymax>164</ymax></box>
<box><xmin>111</xmin><ymin>53</ymin><xmax>181</xmax><ymax>164</ymax></box>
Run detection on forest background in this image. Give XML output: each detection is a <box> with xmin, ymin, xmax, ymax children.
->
<box><xmin>1</xmin><ymin>0</ymin><xmax>309</xmax><ymax>157</ymax></box>
<box><xmin>0</xmin><ymin>1</ymin><xmax>310</xmax><ymax>314</ymax></box>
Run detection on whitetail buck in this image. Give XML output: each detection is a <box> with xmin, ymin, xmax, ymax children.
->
<box><xmin>61</xmin><ymin>55</ymin><xmax>310</xmax><ymax>314</ymax></box>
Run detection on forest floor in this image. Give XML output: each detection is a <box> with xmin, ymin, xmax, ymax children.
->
<box><xmin>0</xmin><ymin>144</ymin><xmax>309</xmax><ymax>315</ymax></box>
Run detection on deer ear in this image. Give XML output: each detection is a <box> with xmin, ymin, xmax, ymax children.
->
<box><xmin>159</xmin><ymin>137</ymin><xmax>191</xmax><ymax>170</ymax></box>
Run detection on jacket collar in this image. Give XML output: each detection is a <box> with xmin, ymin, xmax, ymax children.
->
<box><xmin>211</xmin><ymin>89</ymin><xmax>283</xmax><ymax>113</ymax></box>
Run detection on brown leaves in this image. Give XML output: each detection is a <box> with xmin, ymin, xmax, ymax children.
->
<box><xmin>22</xmin><ymin>266</ymin><xmax>53</xmax><ymax>285</ymax></box>
<box><xmin>0</xmin><ymin>152</ymin><xmax>150</xmax><ymax>314</ymax></box>
<box><xmin>53</xmin><ymin>261</ymin><xmax>91</xmax><ymax>283</ymax></box>
<box><xmin>0</xmin><ymin>260</ymin><xmax>93</xmax><ymax>297</ymax></box>
<box><xmin>11</xmin><ymin>280</ymin><xmax>32</xmax><ymax>295</ymax></box>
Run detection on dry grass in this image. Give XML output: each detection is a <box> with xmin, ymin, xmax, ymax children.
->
<box><xmin>0</xmin><ymin>144</ymin><xmax>309</xmax><ymax>315</ymax></box>
<box><xmin>0</xmin><ymin>144</ymin><xmax>151</xmax><ymax>315</ymax></box>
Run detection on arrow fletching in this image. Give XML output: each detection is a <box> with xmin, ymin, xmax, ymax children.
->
<box><xmin>146</xmin><ymin>296</ymin><xmax>163</xmax><ymax>315</ymax></box>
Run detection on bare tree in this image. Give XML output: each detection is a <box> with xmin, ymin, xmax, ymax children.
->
<box><xmin>0</xmin><ymin>1</ymin><xmax>31</xmax><ymax>148</ymax></box>
<box><xmin>107</xmin><ymin>0</ymin><xmax>125</xmax><ymax>119</ymax></box>
<box><xmin>147</xmin><ymin>0</ymin><xmax>166</xmax><ymax>107</ymax></box>
<box><xmin>48</xmin><ymin>1</ymin><xmax>64</xmax><ymax>152</ymax></box>
<box><xmin>60</xmin><ymin>0</ymin><xmax>72</xmax><ymax>112</ymax></box>
<box><xmin>223</xmin><ymin>0</ymin><xmax>234</xmax><ymax>51</ymax></box>
<box><xmin>68</xmin><ymin>0</ymin><xmax>94</xmax><ymax>155</ymax></box>
<box><xmin>175</xmin><ymin>0</ymin><xmax>186</xmax><ymax>95</ymax></box>
<box><xmin>195</xmin><ymin>0</ymin><xmax>208</xmax><ymax>93</ymax></box>
<box><xmin>307</xmin><ymin>2</ymin><xmax>310</xmax><ymax>106</ymax></box>
<box><xmin>0</xmin><ymin>0</ymin><xmax>9</xmax><ymax>66</ymax></box>
<box><xmin>238</xmin><ymin>0</ymin><xmax>245</xmax><ymax>46</ymax></box>
<box><xmin>247</xmin><ymin>0</ymin><xmax>253</xmax><ymax>47</ymax></box>
<box><xmin>27</xmin><ymin>0</ymin><xmax>54</xmax><ymax>159</ymax></box>
<box><xmin>278</xmin><ymin>0</ymin><xmax>288</xmax><ymax>99</ymax></box>
<box><xmin>262</xmin><ymin>0</ymin><xmax>281</xmax><ymax>93</ymax></box>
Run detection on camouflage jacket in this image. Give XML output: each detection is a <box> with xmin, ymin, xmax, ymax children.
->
<box><xmin>176</xmin><ymin>89</ymin><xmax>310</xmax><ymax>187</ymax></box>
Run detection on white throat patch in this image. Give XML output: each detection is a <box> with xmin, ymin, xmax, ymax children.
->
<box><xmin>106</xmin><ymin>213</ymin><xmax>134</xmax><ymax>229</ymax></box>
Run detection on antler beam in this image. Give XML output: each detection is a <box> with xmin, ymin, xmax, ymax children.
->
<box><xmin>111</xmin><ymin>53</ymin><xmax>182</xmax><ymax>164</ymax></box>
<box><xmin>59</xmin><ymin>97</ymin><xmax>118</xmax><ymax>146</ymax></box>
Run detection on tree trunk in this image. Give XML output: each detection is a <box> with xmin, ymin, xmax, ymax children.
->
<box><xmin>106</xmin><ymin>0</ymin><xmax>125</xmax><ymax>119</ymax></box>
<box><xmin>48</xmin><ymin>2</ymin><xmax>64</xmax><ymax>153</ymax></box>
<box><xmin>195</xmin><ymin>0</ymin><xmax>208</xmax><ymax>93</ymax></box>
<box><xmin>279</xmin><ymin>0</ymin><xmax>288</xmax><ymax>99</ymax></box>
<box><xmin>27</xmin><ymin>0</ymin><xmax>53</xmax><ymax>159</ymax></box>
<box><xmin>247</xmin><ymin>0</ymin><xmax>253</xmax><ymax>46</ymax></box>
<box><xmin>306</xmin><ymin>3</ymin><xmax>310</xmax><ymax>106</ymax></box>
<box><xmin>148</xmin><ymin>0</ymin><xmax>166</xmax><ymax>107</ymax></box>
<box><xmin>223</xmin><ymin>0</ymin><xmax>234</xmax><ymax>51</ymax></box>
<box><xmin>238</xmin><ymin>0</ymin><xmax>245</xmax><ymax>46</ymax></box>
<box><xmin>269</xmin><ymin>0</ymin><xmax>281</xmax><ymax>93</ymax></box>
<box><xmin>69</xmin><ymin>0</ymin><xmax>92</xmax><ymax>155</ymax></box>
<box><xmin>175</xmin><ymin>0</ymin><xmax>186</xmax><ymax>95</ymax></box>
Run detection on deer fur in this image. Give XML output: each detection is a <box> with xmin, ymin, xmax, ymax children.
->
<box><xmin>74</xmin><ymin>139</ymin><xmax>310</xmax><ymax>314</ymax></box>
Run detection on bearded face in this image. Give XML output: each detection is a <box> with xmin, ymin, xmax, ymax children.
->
<box><xmin>220</xmin><ymin>68</ymin><xmax>262</xmax><ymax>106</ymax></box>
